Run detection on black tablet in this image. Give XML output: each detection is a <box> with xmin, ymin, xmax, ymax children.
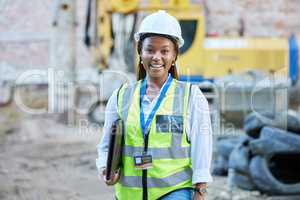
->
<box><xmin>106</xmin><ymin>119</ymin><xmax>124</xmax><ymax>182</ymax></box>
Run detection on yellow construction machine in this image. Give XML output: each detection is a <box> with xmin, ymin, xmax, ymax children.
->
<box><xmin>85</xmin><ymin>0</ymin><xmax>297</xmax><ymax>80</ymax></box>
<box><xmin>84</xmin><ymin>0</ymin><xmax>298</xmax><ymax>127</ymax></box>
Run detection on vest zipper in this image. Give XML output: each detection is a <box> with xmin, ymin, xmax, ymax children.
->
<box><xmin>142</xmin><ymin>131</ymin><xmax>149</xmax><ymax>200</ymax></box>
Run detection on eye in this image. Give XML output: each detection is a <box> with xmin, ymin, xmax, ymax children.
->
<box><xmin>145</xmin><ymin>48</ymin><xmax>153</xmax><ymax>53</ymax></box>
<box><xmin>161</xmin><ymin>49</ymin><xmax>169</xmax><ymax>54</ymax></box>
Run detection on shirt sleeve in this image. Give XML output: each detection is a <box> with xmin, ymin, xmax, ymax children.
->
<box><xmin>186</xmin><ymin>85</ymin><xmax>213</xmax><ymax>184</ymax></box>
<box><xmin>95</xmin><ymin>89</ymin><xmax>120</xmax><ymax>173</ymax></box>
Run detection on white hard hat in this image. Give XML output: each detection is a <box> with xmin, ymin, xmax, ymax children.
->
<box><xmin>134</xmin><ymin>10</ymin><xmax>184</xmax><ymax>48</ymax></box>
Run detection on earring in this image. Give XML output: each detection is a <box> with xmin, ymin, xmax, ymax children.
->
<box><xmin>140</xmin><ymin>60</ymin><xmax>143</xmax><ymax>64</ymax></box>
<box><xmin>172</xmin><ymin>62</ymin><xmax>175</xmax><ymax>66</ymax></box>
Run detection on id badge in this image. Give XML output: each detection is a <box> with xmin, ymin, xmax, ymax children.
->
<box><xmin>134</xmin><ymin>153</ymin><xmax>153</xmax><ymax>170</ymax></box>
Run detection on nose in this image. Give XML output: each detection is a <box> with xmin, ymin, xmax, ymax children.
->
<box><xmin>152</xmin><ymin>51</ymin><xmax>162</xmax><ymax>61</ymax></box>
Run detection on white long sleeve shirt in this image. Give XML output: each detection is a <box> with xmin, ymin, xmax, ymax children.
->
<box><xmin>96</xmin><ymin>82</ymin><xmax>213</xmax><ymax>184</ymax></box>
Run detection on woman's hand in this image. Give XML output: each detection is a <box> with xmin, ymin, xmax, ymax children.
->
<box><xmin>193</xmin><ymin>192</ymin><xmax>205</xmax><ymax>200</ymax></box>
<box><xmin>193</xmin><ymin>183</ymin><xmax>207</xmax><ymax>200</ymax></box>
<box><xmin>99</xmin><ymin>167</ymin><xmax>120</xmax><ymax>186</ymax></box>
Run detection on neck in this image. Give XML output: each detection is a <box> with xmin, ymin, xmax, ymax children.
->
<box><xmin>146</xmin><ymin>75</ymin><xmax>169</xmax><ymax>89</ymax></box>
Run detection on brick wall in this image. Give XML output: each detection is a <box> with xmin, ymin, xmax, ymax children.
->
<box><xmin>0</xmin><ymin>0</ymin><xmax>51</xmax><ymax>70</ymax></box>
<box><xmin>0</xmin><ymin>0</ymin><xmax>91</xmax><ymax>75</ymax></box>
<box><xmin>205</xmin><ymin>0</ymin><xmax>300</xmax><ymax>37</ymax></box>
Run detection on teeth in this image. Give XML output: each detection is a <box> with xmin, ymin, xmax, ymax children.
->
<box><xmin>150</xmin><ymin>64</ymin><xmax>163</xmax><ymax>68</ymax></box>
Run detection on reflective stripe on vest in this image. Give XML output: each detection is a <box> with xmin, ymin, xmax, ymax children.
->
<box><xmin>120</xmin><ymin>168</ymin><xmax>192</xmax><ymax>188</ymax></box>
<box><xmin>123</xmin><ymin>136</ymin><xmax>190</xmax><ymax>159</ymax></box>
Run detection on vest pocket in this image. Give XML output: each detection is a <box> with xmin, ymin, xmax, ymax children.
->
<box><xmin>156</xmin><ymin>115</ymin><xmax>183</xmax><ymax>134</ymax></box>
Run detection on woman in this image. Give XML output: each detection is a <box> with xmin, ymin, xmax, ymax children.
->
<box><xmin>96</xmin><ymin>10</ymin><xmax>212</xmax><ymax>200</ymax></box>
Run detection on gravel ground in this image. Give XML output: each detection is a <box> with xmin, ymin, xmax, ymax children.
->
<box><xmin>0</xmin><ymin>115</ymin><xmax>299</xmax><ymax>200</ymax></box>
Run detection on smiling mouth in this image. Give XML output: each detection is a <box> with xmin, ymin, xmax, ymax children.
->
<box><xmin>150</xmin><ymin>64</ymin><xmax>164</xmax><ymax>69</ymax></box>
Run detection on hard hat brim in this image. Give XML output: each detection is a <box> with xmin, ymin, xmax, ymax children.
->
<box><xmin>134</xmin><ymin>32</ymin><xmax>184</xmax><ymax>48</ymax></box>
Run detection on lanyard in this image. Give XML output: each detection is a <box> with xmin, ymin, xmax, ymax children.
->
<box><xmin>140</xmin><ymin>75</ymin><xmax>173</xmax><ymax>137</ymax></box>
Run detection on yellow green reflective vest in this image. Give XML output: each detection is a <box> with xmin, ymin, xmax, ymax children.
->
<box><xmin>116</xmin><ymin>78</ymin><xmax>193</xmax><ymax>200</ymax></box>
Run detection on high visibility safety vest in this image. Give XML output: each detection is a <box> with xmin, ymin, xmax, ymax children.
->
<box><xmin>116</xmin><ymin>79</ymin><xmax>193</xmax><ymax>200</ymax></box>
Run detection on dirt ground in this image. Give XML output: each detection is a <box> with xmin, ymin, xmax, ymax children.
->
<box><xmin>0</xmin><ymin>110</ymin><xmax>298</xmax><ymax>200</ymax></box>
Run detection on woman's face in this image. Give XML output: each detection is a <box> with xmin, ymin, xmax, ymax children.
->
<box><xmin>140</xmin><ymin>36</ymin><xmax>177</xmax><ymax>81</ymax></box>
